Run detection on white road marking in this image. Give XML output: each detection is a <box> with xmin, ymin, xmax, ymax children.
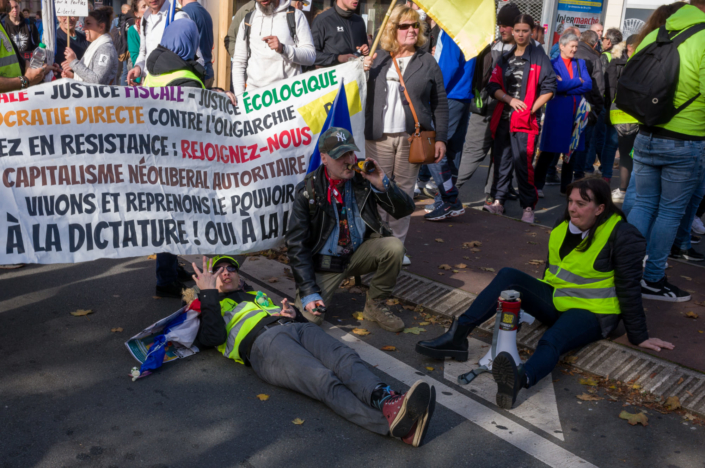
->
<box><xmin>444</xmin><ymin>337</ymin><xmax>564</xmax><ymax>441</ymax></box>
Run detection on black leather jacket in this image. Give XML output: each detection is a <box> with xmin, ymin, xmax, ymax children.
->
<box><xmin>286</xmin><ymin>165</ymin><xmax>415</xmax><ymax>299</ymax></box>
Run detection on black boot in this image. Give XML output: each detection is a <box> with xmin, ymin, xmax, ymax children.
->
<box><xmin>415</xmin><ymin>318</ymin><xmax>473</xmax><ymax>361</ymax></box>
<box><xmin>492</xmin><ymin>352</ymin><xmax>526</xmax><ymax>409</ymax></box>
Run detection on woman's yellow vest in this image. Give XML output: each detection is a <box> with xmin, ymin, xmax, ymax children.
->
<box><xmin>542</xmin><ymin>214</ymin><xmax>621</xmax><ymax>315</ymax></box>
<box><xmin>143</xmin><ymin>69</ymin><xmax>204</xmax><ymax>88</ymax></box>
<box><xmin>217</xmin><ymin>291</ymin><xmax>280</xmax><ymax>364</ymax></box>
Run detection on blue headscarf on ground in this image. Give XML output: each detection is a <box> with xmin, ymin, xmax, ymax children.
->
<box><xmin>160</xmin><ymin>18</ymin><xmax>199</xmax><ymax>61</ymax></box>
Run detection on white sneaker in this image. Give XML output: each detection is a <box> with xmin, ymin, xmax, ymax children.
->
<box><xmin>692</xmin><ymin>216</ymin><xmax>705</xmax><ymax>235</ymax></box>
<box><xmin>403</xmin><ymin>255</ymin><xmax>411</xmax><ymax>266</ymax></box>
<box><xmin>521</xmin><ymin>207</ymin><xmax>535</xmax><ymax>224</ymax></box>
<box><xmin>413</xmin><ymin>182</ymin><xmax>421</xmax><ymax>199</ymax></box>
<box><xmin>537</xmin><ymin>189</ymin><xmax>544</xmax><ymax>198</ymax></box>
<box><xmin>611</xmin><ymin>188</ymin><xmax>625</xmax><ymax>202</ymax></box>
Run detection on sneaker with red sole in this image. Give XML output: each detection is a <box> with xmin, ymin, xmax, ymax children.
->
<box><xmin>382</xmin><ymin>380</ymin><xmax>431</xmax><ymax>438</ymax></box>
<box><xmin>401</xmin><ymin>386</ymin><xmax>436</xmax><ymax>447</ymax></box>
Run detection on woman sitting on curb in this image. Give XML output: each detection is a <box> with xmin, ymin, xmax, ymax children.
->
<box><xmin>416</xmin><ymin>177</ymin><xmax>674</xmax><ymax>409</ymax></box>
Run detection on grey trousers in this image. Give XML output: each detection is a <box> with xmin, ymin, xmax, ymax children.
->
<box><xmin>457</xmin><ymin>109</ymin><xmax>495</xmax><ymax>194</ymax></box>
<box><xmin>250</xmin><ymin>323</ymin><xmax>389</xmax><ymax>435</ymax></box>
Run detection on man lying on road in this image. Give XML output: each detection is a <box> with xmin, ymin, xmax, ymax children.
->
<box><xmin>186</xmin><ymin>255</ymin><xmax>436</xmax><ymax>447</ymax></box>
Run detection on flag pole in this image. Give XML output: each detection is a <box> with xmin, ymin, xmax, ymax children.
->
<box><xmin>369</xmin><ymin>0</ymin><xmax>397</xmax><ymax>57</ymax></box>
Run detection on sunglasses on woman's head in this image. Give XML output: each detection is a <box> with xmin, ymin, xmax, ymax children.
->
<box><xmin>398</xmin><ymin>22</ymin><xmax>420</xmax><ymax>30</ymax></box>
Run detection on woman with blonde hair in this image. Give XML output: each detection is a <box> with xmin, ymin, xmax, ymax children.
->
<box><xmin>363</xmin><ymin>6</ymin><xmax>449</xmax><ymax>263</ymax></box>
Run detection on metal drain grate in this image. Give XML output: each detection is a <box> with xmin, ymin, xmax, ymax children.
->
<box><xmin>363</xmin><ymin>271</ymin><xmax>477</xmax><ymax>317</ymax></box>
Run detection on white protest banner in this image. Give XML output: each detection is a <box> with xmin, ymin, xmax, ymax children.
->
<box><xmin>55</xmin><ymin>0</ymin><xmax>89</xmax><ymax>17</ymax></box>
<box><xmin>0</xmin><ymin>61</ymin><xmax>366</xmax><ymax>264</ymax></box>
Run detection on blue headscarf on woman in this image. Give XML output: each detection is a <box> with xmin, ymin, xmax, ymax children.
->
<box><xmin>160</xmin><ymin>18</ymin><xmax>200</xmax><ymax>61</ymax></box>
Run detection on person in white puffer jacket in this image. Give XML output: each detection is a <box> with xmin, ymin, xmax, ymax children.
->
<box><xmin>231</xmin><ymin>0</ymin><xmax>315</xmax><ymax>97</ymax></box>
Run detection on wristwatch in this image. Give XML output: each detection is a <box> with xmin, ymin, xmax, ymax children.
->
<box><xmin>19</xmin><ymin>75</ymin><xmax>29</xmax><ymax>89</ymax></box>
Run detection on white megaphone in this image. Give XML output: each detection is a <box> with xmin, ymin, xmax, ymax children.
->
<box><xmin>458</xmin><ymin>290</ymin><xmax>534</xmax><ymax>385</ymax></box>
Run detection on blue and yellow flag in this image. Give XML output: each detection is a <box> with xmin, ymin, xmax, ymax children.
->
<box><xmin>414</xmin><ymin>0</ymin><xmax>496</xmax><ymax>60</ymax></box>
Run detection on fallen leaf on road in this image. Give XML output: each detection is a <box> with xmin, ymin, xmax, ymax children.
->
<box><xmin>632</xmin><ymin>384</ymin><xmax>641</xmax><ymax>390</ymax></box>
<box><xmin>435</xmin><ymin>238</ymin><xmax>444</xmax><ymax>243</ymax></box>
<box><xmin>111</xmin><ymin>327</ymin><xmax>123</xmax><ymax>333</ymax></box>
<box><xmin>619</xmin><ymin>411</ymin><xmax>648</xmax><ymax>426</ymax></box>
<box><xmin>386</xmin><ymin>298</ymin><xmax>400</xmax><ymax>306</ymax></box>
<box><xmin>528</xmin><ymin>259</ymin><xmax>545</xmax><ymax>265</ymax></box>
<box><xmin>153</xmin><ymin>296</ymin><xmax>162</xmax><ymax>299</ymax></box>
<box><xmin>352</xmin><ymin>328</ymin><xmax>370</xmax><ymax>336</ymax></box>
<box><xmin>681</xmin><ymin>276</ymin><xmax>692</xmax><ymax>281</ymax></box>
<box><xmin>267</xmin><ymin>277</ymin><xmax>278</xmax><ymax>283</ymax></box>
<box><xmin>695</xmin><ymin>301</ymin><xmax>705</xmax><ymax>307</ymax></box>
<box><xmin>256</xmin><ymin>394</ymin><xmax>269</xmax><ymax>401</ymax></box>
<box><xmin>414</xmin><ymin>305</ymin><xmax>424</xmax><ymax>312</ymax></box>
<box><xmin>677</xmin><ymin>377</ymin><xmax>684</xmax><ymax>385</ymax></box>
<box><xmin>352</xmin><ymin>312</ymin><xmax>364</xmax><ymax>321</ymax></box>
<box><xmin>403</xmin><ymin>327</ymin><xmax>426</xmax><ymax>335</ymax></box>
<box><xmin>438</xmin><ymin>264</ymin><xmax>452</xmax><ymax>270</ymax></box>
<box><xmin>419</xmin><ymin>321</ymin><xmax>430</xmax><ymax>326</ymax></box>
<box><xmin>579</xmin><ymin>378</ymin><xmax>598</xmax><ymax>387</ymax></box>
<box><xmin>480</xmin><ymin>267</ymin><xmax>495</xmax><ymax>272</ymax></box>
<box><xmin>683</xmin><ymin>413</ymin><xmax>696</xmax><ymax>421</ymax></box>
<box><xmin>686</xmin><ymin>311</ymin><xmax>699</xmax><ymax>319</ymax></box>
<box><xmin>403</xmin><ymin>305</ymin><xmax>416</xmax><ymax>310</ymax></box>
<box><xmin>426</xmin><ymin>367</ymin><xmax>434</xmax><ymax>371</ymax></box>
<box><xmin>292</xmin><ymin>418</ymin><xmax>304</xmax><ymax>425</ymax></box>
<box><xmin>455</xmin><ymin>263</ymin><xmax>468</xmax><ymax>269</ymax></box>
<box><xmin>577</xmin><ymin>393</ymin><xmax>603</xmax><ymax>401</ymax></box>
<box><xmin>463</xmin><ymin>256</ymin><xmax>470</xmax><ymax>260</ymax></box>
<box><xmin>462</xmin><ymin>241</ymin><xmax>482</xmax><ymax>248</ymax></box>
<box><xmin>438</xmin><ymin>272</ymin><xmax>445</xmax><ymax>276</ymax></box>
<box><xmin>563</xmin><ymin>356</ymin><xmax>578</xmax><ymax>364</ymax></box>
<box><xmin>147</xmin><ymin>254</ymin><xmax>157</xmax><ymax>260</ymax></box>
<box><xmin>452</xmin><ymin>269</ymin><xmax>460</xmax><ymax>273</ymax></box>
<box><xmin>381</xmin><ymin>346</ymin><xmax>396</xmax><ymax>351</ymax></box>
<box><xmin>664</xmin><ymin>396</ymin><xmax>681</xmax><ymax>411</ymax></box>
<box><xmin>70</xmin><ymin>309</ymin><xmax>93</xmax><ymax>317</ymax></box>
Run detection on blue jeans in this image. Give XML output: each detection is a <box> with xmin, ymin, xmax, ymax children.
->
<box><xmin>429</xmin><ymin>99</ymin><xmax>469</xmax><ymax>205</ymax></box>
<box><xmin>622</xmin><ymin>172</ymin><xmax>637</xmax><ymax>217</ymax></box>
<box><xmin>156</xmin><ymin>253</ymin><xmax>179</xmax><ymax>286</ymax></box>
<box><xmin>598</xmin><ymin>124</ymin><xmax>619</xmax><ymax>180</ymax></box>
<box><xmin>585</xmin><ymin>110</ymin><xmax>606</xmax><ymax>173</ymax></box>
<box><xmin>626</xmin><ymin>134</ymin><xmax>705</xmax><ymax>282</ymax></box>
<box><xmin>674</xmin><ymin>165</ymin><xmax>705</xmax><ymax>250</ymax></box>
<box><xmin>457</xmin><ymin>268</ymin><xmax>603</xmax><ymax>387</ymax></box>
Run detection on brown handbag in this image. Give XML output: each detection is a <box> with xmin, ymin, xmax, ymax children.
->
<box><xmin>392</xmin><ymin>55</ymin><xmax>436</xmax><ymax>164</ymax></box>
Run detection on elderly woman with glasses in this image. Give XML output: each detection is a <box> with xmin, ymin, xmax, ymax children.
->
<box><xmin>362</xmin><ymin>5</ymin><xmax>448</xmax><ymax>252</ymax></box>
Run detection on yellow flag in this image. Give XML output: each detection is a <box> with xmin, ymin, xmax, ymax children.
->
<box><xmin>297</xmin><ymin>80</ymin><xmax>363</xmax><ymax>135</ymax></box>
<box><xmin>413</xmin><ymin>0</ymin><xmax>496</xmax><ymax>59</ymax></box>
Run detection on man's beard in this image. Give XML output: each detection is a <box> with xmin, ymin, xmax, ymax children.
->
<box><xmin>258</xmin><ymin>0</ymin><xmax>278</xmax><ymax>16</ymax></box>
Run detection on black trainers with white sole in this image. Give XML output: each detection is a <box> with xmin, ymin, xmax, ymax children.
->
<box><xmin>424</xmin><ymin>201</ymin><xmax>465</xmax><ymax>221</ymax></box>
<box><xmin>641</xmin><ymin>277</ymin><xmax>691</xmax><ymax>302</ymax></box>
<box><xmin>669</xmin><ymin>247</ymin><xmax>705</xmax><ymax>262</ymax></box>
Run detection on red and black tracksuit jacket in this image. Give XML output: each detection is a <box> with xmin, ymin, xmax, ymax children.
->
<box><xmin>486</xmin><ymin>42</ymin><xmax>556</xmax><ymax>138</ymax></box>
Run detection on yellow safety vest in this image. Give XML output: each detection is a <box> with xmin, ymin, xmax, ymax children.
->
<box><xmin>609</xmin><ymin>104</ymin><xmax>639</xmax><ymax>125</ymax></box>
<box><xmin>217</xmin><ymin>291</ymin><xmax>281</xmax><ymax>364</ymax></box>
<box><xmin>603</xmin><ymin>51</ymin><xmax>612</xmax><ymax>63</ymax></box>
<box><xmin>542</xmin><ymin>214</ymin><xmax>622</xmax><ymax>315</ymax></box>
<box><xmin>143</xmin><ymin>69</ymin><xmax>204</xmax><ymax>88</ymax></box>
<box><xmin>0</xmin><ymin>23</ymin><xmax>22</xmax><ymax>79</ymax></box>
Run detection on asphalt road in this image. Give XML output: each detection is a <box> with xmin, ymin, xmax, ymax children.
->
<box><xmin>1</xmin><ymin>254</ymin><xmax>704</xmax><ymax>468</ymax></box>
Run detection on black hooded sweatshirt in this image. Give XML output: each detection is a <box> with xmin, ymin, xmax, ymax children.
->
<box><xmin>146</xmin><ymin>45</ymin><xmax>206</xmax><ymax>87</ymax></box>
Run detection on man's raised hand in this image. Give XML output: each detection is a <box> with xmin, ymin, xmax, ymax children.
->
<box><xmin>191</xmin><ymin>256</ymin><xmax>223</xmax><ymax>291</ymax></box>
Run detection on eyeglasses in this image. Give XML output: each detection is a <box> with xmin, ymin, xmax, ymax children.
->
<box><xmin>398</xmin><ymin>22</ymin><xmax>420</xmax><ymax>30</ymax></box>
<box><xmin>215</xmin><ymin>265</ymin><xmax>238</xmax><ymax>273</ymax></box>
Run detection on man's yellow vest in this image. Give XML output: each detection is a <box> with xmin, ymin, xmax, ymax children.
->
<box><xmin>542</xmin><ymin>214</ymin><xmax>622</xmax><ymax>315</ymax></box>
<box><xmin>0</xmin><ymin>23</ymin><xmax>22</xmax><ymax>78</ymax></box>
<box><xmin>603</xmin><ymin>51</ymin><xmax>612</xmax><ymax>63</ymax></box>
<box><xmin>217</xmin><ymin>291</ymin><xmax>281</xmax><ymax>364</ymax></box>
<box><xmin>143</xmin><ymin>69</ymin><xmax>205</xmax><ymax>88</ymax></box>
